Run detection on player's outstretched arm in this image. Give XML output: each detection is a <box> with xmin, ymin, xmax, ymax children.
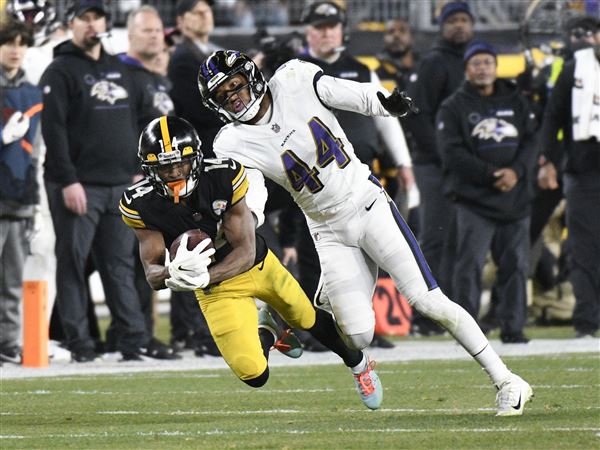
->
<box><xmin>315</xmin><ymin>74</ymin><xmax>418</xmax><ymax>118</ymax></box>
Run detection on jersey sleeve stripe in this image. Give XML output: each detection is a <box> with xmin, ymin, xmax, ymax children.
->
<box><xmin>312</xmin><ymin>71</ymin><xmax>330</xmax><ymax>110</ymax></box>
<box><xmin>121</xmin><ymin>215</ymin><xmax>146</xmax><ymax>229</ymax></box>
<box><xmin>119</xmin><ymin>201</ymin><xmax>146</xmax><ymax>228</ymax></box>
<box><xmin>231</xmin><ymin>164</ymin><xmax>246</xmax><ymax>187</ymax></box>
<box><xmin>232</xmin><ymin>168</ymin><xmax>247</xmax><ymax>193</ymax></box>
<box><xmin>119</xmin><ymin>200</ymin><xmax>141</xmax><ymax>218</ymax></box>
<box><xmin>231</xmin><ymin>175</ymin><xmax>249</xmax><ymax>205</ymax></box>
<box><xmin>119</xmin><ymin>200</ymin><xmax>146</xmax><ymax>228</ymax></box>
<box><xmin>119</xmin><ymin>200</ymin><xmax>145</xmax><ymax>227</ymax></box>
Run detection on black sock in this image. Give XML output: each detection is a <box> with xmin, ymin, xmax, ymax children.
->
<box><xmin>243</xmin><ymin>367</ymin><xmax>269</xmax><ymax>388</ymax></box>
<box><xmin>307</xmin><ymin>309</ymin><xmax>363</xmax><ymax>367</ymax></box>
<box><xmin>258</xmin><ymin>328</ymin><xmax>275</xmax><ymax>361</ymax></box>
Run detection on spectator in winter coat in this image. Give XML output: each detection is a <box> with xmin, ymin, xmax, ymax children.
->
<box><xmin>0</xmin><ymin>20</ymin><xmax>43</xmax><ymax>365</ymax></box>
<box><xmin>436</xmin><ymin>42</ymin><xmax>538</xmax><ymax>343</ymax></box>
<box><xmin>405</xmin><ymin>1</ymin><xmax>475</xmax><ymax>335</ymax></box>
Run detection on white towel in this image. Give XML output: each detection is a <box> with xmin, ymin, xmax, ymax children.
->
<box><xmin>572</xmin><ymin>48</ymin><xmax>600</xmax><ymax>142</ymax></box>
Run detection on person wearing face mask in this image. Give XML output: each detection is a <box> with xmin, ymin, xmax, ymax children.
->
<box><xmin>537</xmin><ymin>17</ymin><xmax>600</xmax><ymax>339</ymax></box>
<box><xmin>436</xmin><ymin>42</ymin><xmax>538</xmax><ymax>344</ymax></box>
<box><xmin>405</xmin><ymin>1</ymin><xmax>475</xmax><ymax>336</ymax></box>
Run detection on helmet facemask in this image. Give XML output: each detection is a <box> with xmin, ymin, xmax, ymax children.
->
<box><xmin>142</xmin><ymin>150</ymin><xmax>202</xmax><ymax>204</ymax></box>
<box><xmin>199</xmin><ymin>51</ymin><xmax>267</xmax><ymax>123</ymax></box>
<box><xmin>142</xmin><ymin>150</ymin><xmax>201</xmax><ymax>203</ymax></box>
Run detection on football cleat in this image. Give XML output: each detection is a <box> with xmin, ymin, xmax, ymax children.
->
<box><xmin>495</xmin><ymin>373</ymin><xmax>533</xmax><ymax>417</ymax></box>
<box><xmin>352</xmin><ymin>357</ymin><xmax>383</xmax><ymax>410</ymax></box>
<box><xmin>257</xmin><ymin>307</ymin><xmax>303</xmax><ymax>359</ymax></box>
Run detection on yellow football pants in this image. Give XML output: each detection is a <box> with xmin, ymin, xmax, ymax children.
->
<box><xmin>195</xmin><ymin>250</ymin><xmax>316</xmax><ymax>381</ymax></box>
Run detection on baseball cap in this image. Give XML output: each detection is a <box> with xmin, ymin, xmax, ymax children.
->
<box><xmin>463</xmin><ymin>41</ymin><xmax>498</xmax><ymax>63</ymax></box>
<box><xmin>175</xmin><ymin>0</ymin><xmax>213</xmax><ymax>17</ymax></box>
<box><xmin>69</xmin><ymin>0</ymin><xmax>106</xmax><ymax>18</ymax></box>
<box><xmin>565</xmin><ymin>15</ymin><xmax>600</xmax><ymax>37</ymax></box>
<box><xmin>439</xmin><ymin>1</ymin><xmax>473</xmax><ymax>25</ymax></box>
<box><xmin>304</xmin><ymin>1</ymin><xmax>345</xmax><ymax>27</ymax></box>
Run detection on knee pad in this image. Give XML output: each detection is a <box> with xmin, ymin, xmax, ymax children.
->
<box><xmin>340</xmin><ymin>328</ymin><xmax>374</xmax><ymax>351</ymax></box>
<box><xmin>233</xmin><ymin>354</ymin><xmax>267</xmax><ymax>384</ymax></box>
<box><xmin>331</xmin><ymin>311</ymin><xmax>374</xmax><ymax>350</ymax></box>
<box><xmin>411</xmin><ymin>288</ymin><xmax>462</xmax><ymax>334</ymax></box>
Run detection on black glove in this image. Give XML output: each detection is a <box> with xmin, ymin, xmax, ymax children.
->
<box><xmin>377</xmin><ymin>88</ymin><xmax>419</xmax><ymax>117</ymax></box>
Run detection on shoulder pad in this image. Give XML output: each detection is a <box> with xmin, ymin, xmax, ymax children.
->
<box><xmin>273</xmin><ymin>58</ymin><xmax>323</xmax><ymax>86</ymax></box>
<box><xmin>213</xmin><ymin>124</ymin><xmax>238</xmax><ymax>149</ymax></box>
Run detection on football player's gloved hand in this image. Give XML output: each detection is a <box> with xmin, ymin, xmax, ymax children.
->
<box><xmin>167</xmin><ymin>235</ymin><xmax>215</xmax><ymax>291</ymax></box>
<box><xmin>2</xmin><ymin>111</ymin><xmax>30</xmax><ymax>145</ymax></box>
<box><xmin>376</xmin><ymin>88</ymin><xmax>419</xmax><ymax>117</ymax></box>
<box><xmin>166</xmin><ymin>269</ymin><xmax>210</xmax><ymax>291</ymax></box>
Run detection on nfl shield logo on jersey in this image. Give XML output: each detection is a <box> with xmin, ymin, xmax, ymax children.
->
<box><xmin>212</xmin><ymin>199</ymin><xmax>228</xmax><ymax>216</ymax></box>
<box><xmin>271</xmin><ymin>123</ymin><xmax>281</xmax><ymax>133</ymax></box>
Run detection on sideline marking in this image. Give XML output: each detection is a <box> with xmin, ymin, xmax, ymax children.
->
<box><xmin>2</xmin><ymin>426</ymin><xmax>599</xmax><ymax>440</ymax></box>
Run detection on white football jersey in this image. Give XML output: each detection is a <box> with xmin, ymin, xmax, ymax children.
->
<box><xmin>213</xmin><ymin>59</ymin><xmax>374</xmax><ymax>216</ymax></box>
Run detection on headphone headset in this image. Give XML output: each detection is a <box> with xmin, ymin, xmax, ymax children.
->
<box><xmin>301</xmin><ymin>1</ymin><xmax>350</xmax><ymax>44</ymax></box>
<box><xmin>65</xmin><ymin>0</ymin><xmax>113</xmax><ymax>32</ymax></box>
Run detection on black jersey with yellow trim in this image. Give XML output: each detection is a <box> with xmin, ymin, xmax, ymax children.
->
<box><xmin>119</xmin><ymin>157</ymin><xmax>267</xmax><ymax>265</ymax></box>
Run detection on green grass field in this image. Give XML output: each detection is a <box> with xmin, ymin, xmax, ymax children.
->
<box><xmin>1</xmin><ymin>351</ymin><xmax>598</xmax><ymax>449</ymax></box>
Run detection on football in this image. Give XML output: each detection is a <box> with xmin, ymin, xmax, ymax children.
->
<box><xmin>169</xmin><ymin>229</ymin><xmax>213</xmax><ymax>261</ymax></box>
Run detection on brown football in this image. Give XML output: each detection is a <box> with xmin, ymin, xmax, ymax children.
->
<box><xmin>169</xmin><ymin>229</ymin><xmax>214</xmax><ymax>261</ymax></box>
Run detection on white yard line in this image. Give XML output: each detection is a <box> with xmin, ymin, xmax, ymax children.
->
<box><xmin>2</xmin><ymin>426</ymin><xmax>598</xmax><ymax>440</ymax></box>
<box><xmin>1</xmin><ymin>338</ymin><xmax>598</xmax><ymax>380</ymax></box>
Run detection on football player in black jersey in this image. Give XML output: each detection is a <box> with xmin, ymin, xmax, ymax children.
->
<box><xmin>118</xmin><ymin>116</ymin><xmax>383</xmax><ymax>408</ymax></box>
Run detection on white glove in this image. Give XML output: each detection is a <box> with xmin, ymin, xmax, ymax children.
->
<box><xmin>2</xmin><ymin>111</ymin><xmax>30</xmax><ymax>145</ymax></box>
<box><xmin>165</xmin><ymin>270</ymin><xmax>210</xmax><ymax>291</ymax></box>
<box><xmin>167</xmin><ymin>235</ymin><xmax>215</xmax><ymax>290</ymax></box>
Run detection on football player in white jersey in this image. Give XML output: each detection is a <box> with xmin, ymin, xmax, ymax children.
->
<box><xmin>197</xmin><ymin>50</ymin><xmax>532</xmax><ymax>416</ymax></box>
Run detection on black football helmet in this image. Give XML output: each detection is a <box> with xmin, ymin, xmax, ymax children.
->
<box><xmin>138</xmin><ymin>116</ymin><xmax>203</xmax><ymax>203</ymax></box>
<box><xmin>198</xmin><ymin>50</ymin><xmax>267</xmax><ymax>123</ymax></box>
<box><xmin>6</xmin><ymin>0</ymin><xmax>57</xmax><ymax>46</ymax></box>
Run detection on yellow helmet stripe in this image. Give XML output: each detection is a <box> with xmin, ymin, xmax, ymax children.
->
<box><xmin>159</xmin><ymin>116</ymin><xmax>172</xmax><ymax>152</ymax></box>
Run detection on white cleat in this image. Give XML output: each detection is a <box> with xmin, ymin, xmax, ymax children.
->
<box><xmin>495</xmin><ymin>374</ymin><xmax>533</xmax><ymax>417</ymax></box>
